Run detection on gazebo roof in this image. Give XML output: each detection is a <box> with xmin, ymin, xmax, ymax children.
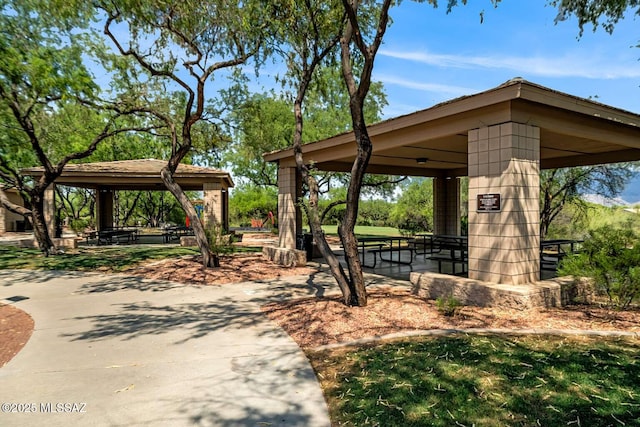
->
<box><xmin>22</xmin><ymin>159</ymin><xmax>234</xmax><ymax>191</ymax></box>
<box><xmin>264</xmin><ymin>78</ymin><xmax>640</xmax><ymax>177</ymax></box>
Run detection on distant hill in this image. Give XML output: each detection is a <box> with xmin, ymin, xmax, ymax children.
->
<box><xmin>582</xmin><ymin>194</ymin><xmax>630</xmax><ymax>207</ymax></box>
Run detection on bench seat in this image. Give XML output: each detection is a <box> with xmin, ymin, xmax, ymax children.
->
<box><xmin>428</xmin><ymin>254</ymin><xmax>468</xmax><ymax>276</ymax></box>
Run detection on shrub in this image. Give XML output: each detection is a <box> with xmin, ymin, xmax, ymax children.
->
<box><xmin>436</xmin><ymin>295</ymin><xmax>461</xmax><ymax>317</ymax></box>
<box><xmin>559</xmin><ymin>224</ymin><xmax>640</xmax><ymax>309</ymax></box>
<box><xmin>205</xmin><ymin>222</ymin><xmax>234</xmax><ymax>267</ymax></box>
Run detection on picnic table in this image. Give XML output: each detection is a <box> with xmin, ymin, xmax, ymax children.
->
<box><xmin>540</xmin><ymin>239</ymin><xmax>583</xmax><ymax>270</ymax></box>
<box><xmin>162</xmin><ymin>226</ymin><xmax>194</xmax><ymax>243</ymax></box>
<box><xmin>97</xmin><ymin>227</ymin><xmax>139</xmax><ymax>245</ymax></box>
<box><xmin>356</xmin><ymin>236</ymin><xmax>415</xmax><ymax>268</ymax></box>
<box><xmin>424</xmin><ymin>234</ymin><xmax>468</xmax><ymax>275</ymax></box>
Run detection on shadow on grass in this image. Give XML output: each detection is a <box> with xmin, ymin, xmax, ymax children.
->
<box><xmin>313</xmin><ymin>334</ymin><xmax>640</xmax><ymax>427</ymax></box>
<box><xmin>0</xmin><ymin>245</ymin><xmax>199</xmax><ymax>274</ymax></box>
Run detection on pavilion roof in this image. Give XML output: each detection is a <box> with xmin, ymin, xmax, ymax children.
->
<box><xmin>264</xmin><ymin>78</ymin><xmax>640</xmax><ymax>177</ymax></box>
<box><xmin>22</xmin><ymin>159</ymin><xmax>234</xmax><ymax>191</ymax></box>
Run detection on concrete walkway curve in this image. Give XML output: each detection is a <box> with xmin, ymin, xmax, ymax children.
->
<box><xmin>0</xmin><ymin>270</ymin><xmax>331</xmax><ymax>427</ymax></box>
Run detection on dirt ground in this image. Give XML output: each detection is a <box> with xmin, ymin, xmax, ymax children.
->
<box><xmin>2</xmin><ymin>251</ymin><xmax>639</xmax><ymax>366</ymax></box>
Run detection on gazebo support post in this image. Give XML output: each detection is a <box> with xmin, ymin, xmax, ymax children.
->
<box><xmin>277</xmin><ymin>166</ymin><xmax>303</xmax><ymax>249</ymax></box>
<box><xmin>264</xmin><ymin>166</ymin><xmax>306</xmax><ymax>266</ymax></box>
<box><xmin>44</xmin><ymin>184</ymin><xmax>55</xmax><ymax>238</ymax></box>
<box><xmin>468</xmin><ymin>123</ymin><xmax>541</xmax><ymax>285</ymax></box>
<box><xmin>433</xmin><ymin>177</ymin><xmax>461</xmax><ymax>236</ymax></box>
<box><xmin>95</xmin><ymin>189</ymin><xmax>114</xmax><ymax>231</ymax></box>
<box><xmin>203</xmin><ymin>182</ymin><xmax>229</xmax><ymax>231</ymax></box>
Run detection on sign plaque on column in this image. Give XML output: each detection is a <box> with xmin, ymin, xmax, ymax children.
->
<box><xmin>477</xmin><ymin>193</ymin><xmax>501</xmax><ymax>212</ymax></box>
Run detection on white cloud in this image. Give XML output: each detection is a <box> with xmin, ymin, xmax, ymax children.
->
<box><xmin>375</xmin><ymin>74</ymin><xmax>477</xmax><ymax>97</ymax></box>
<box><xmin>379</xmin><ymin>48</ymin><xmax>640</xmax><ymax>79</ymax></box>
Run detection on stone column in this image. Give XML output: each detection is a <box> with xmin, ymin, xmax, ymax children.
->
<box><xmin>44</xmin><ymin>184</ymin><xmax>56</xmax><ymax>238</ymax></box>
<box><xmin>433</xmin><ymin>177</ymin><xmax>461</xmax><ymax>236</ymax></box>
<box><xmin>468</xmin><ymin>123</ymin><xmax>540</xmax><ymax>285</ymax></box>
<box><xmin>95</xmin><ymin>189</ymin><xmax>114</xmax><ymax>231</ymax></box>
<box><xmin>277</xmin><ymin>166</ymin><xmax>301</xmax><ymax>249</ymax></box>
<box><xmin>203</xmin><ymin>182</ymin><xmax>223</xmax><ymax>229</ymax></box>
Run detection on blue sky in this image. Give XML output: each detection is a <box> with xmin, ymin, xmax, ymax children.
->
<box><xmin>374</xmin><ymin>1</ymin><xmax>640</xmax><ymax>202</ymax></box>
<box><xmin>373</xmin><ymin>1</ymin><xmax>639</xmax><ymax>119</ymax></box>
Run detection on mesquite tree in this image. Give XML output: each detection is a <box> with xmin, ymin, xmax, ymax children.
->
<box><xmin>0</xmin><ymin>3</ymin><xmax>152</xmax><ymax>255</ymax></box>
<box><xmin>95</xmin><ymin>0</ymin><xmax>267</xmax><ymax>267</ymax></box>
<box><xmin>277</xmin><ymin>0</ymin><xmax>473</xmax><ymax>306</ymax></box>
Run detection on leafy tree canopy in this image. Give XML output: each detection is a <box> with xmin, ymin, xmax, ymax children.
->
<box><xmin>549</xmin><ymin>0</ymin><xmax>640</xmax><ymax>35</ymax></box>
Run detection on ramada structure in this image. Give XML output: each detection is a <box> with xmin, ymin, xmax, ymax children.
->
<box><xmin>264</xmin><ymin>78</ymin><xmax>640</xmax><ymax>287</ymax></box>
<box><xmin>12</xmin><ymin>159</ymin><xmax>233</xmax><ymax>237</ymax></box>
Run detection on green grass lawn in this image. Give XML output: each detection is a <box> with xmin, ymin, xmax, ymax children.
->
<box><xmin>321</xmin><ymin>225</ymin><xmax>406</xmax><ymax>237</ymax></box>
<box><xmin>310</xmin><ymin>334</ymin><xmax>640</xmax><ymax>427</ymax></box>
<box><xmin>0</xmin><ymin>245</ymin><xmax>201</xmax><ymax>272</ymax></box>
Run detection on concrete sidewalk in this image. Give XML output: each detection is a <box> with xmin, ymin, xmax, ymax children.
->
<box><xmin>0</xmin><ymin>269</ymin><xmax>333</xmax><ymax>427</ymax></box>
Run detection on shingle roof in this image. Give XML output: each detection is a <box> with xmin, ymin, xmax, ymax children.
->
<box><xmin>22</xmin><ymin>159</ymin><xmax>234</xmax><ymax>190</ymax></box>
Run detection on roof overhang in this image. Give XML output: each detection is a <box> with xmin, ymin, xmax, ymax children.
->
<box><xmin>22</xmin><ymin>159</ymin><xmax>234</xmax><ymax>191</ymax></box>
<box><xmin>264</xmin><ymin>78</ymin><xmax>640</xmax><ymax>177</ymax></box>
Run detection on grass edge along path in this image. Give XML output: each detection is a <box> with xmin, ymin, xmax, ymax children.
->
<box><xmin>0</xmin><ymin>245</ymin><xmax>201</xmax><ymax>272</ymax></box>
<box><xmin>308</xmin><ymin>334</ymin><xmax>640</xmax><ymax>427</ymax></box>
<box><xmin>0</xmin><ymin>244</ymin><xmax>263</xmax><ymax>273</ymax></box>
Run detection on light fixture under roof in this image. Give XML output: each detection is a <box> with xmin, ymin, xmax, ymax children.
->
<box><xmin>416</xmin><ymin>157</ymin><xmax>428</xmax><ymax>165</ymax></box>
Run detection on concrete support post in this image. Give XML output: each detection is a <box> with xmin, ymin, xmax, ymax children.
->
<box><xmin>468</xmin><ymin>123</ymin><xmax>540</xmax><ymax>285</ymax></box>
<box><xmin>203</xmin><ymin>182</ymin><xmax>225</xmax><ymax>229</ymax></box>
<box><xmin>433</xmin><ymin>177</ymin><xmax>461</xmax><ymax>236</ymax></box>
<box><xmin>277</xmin><ymin>166</ymin><xmax>301</xmax><ymax>250</ymax></box>
<box><xmin>96</xmin><ymin>189</ymin><xmax>114</xmax><ymax>231</ymax></box>
<box><xmin>0</xmin><ymin>202</ymin><xmax>5</xmax><ymax>235</ymax></box>
<box><xmin>44</xmin><ymin>184</ymin><xmax>56</xmax><ymax>238</ymax></box>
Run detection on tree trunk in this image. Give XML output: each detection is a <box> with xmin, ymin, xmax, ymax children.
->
<box><xmin>1</xmin><ymin>188</ymin><xmax>56</xmax><ymax>256</ymax></box>
<box><xmin>291</xmin><ymin>84</ymin><xmax>355</xmax><ymax>304</ymax></box>
<box><xmin>305</xmin><ymin>176</ymin><xmax>355</xmax><ymax>304</ymax></box>
<box><xmin>30</xmin><ymin>192</ymin><xmax>56</xmax><ymax>256</ymax></box>
<box><xmin>338</xmin><ymin>121</ymin><xmax>372</xmax><ymax>307</ymax></box>
<box><xmin>160</xmin><ymin>168</ymin><xmax>215</xmax><ymax>268</ymax></box>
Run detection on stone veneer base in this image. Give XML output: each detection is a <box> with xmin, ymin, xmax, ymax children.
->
<box><xmin>15</xmin><ymin>237</ymin><xmax>78</xmax><ymax>250</ymax></box>
<box><xmin>262</xmin><ymin>246</ymin><xmax>307</xmax><ymax>267</ymax></box>
<box><xmin>410</xmin><ymin>271</ymin><xmax>593</xmax><ymax>310</ymax></box>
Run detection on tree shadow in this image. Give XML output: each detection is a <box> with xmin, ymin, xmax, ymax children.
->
<box><xmin>174</xmin><ymin>349</ymin><xmax>328</xmax><ymax>426</ymax></box>
<box><xmin>243</xmin><ymin>269</ymin><xmax>338</xmax><ymax>304</ymax></box>
<box><xmin>321</xmin><ymin>335</ymin><xmax>640</xmax><ymax>426</ymax></box>
<box><xmin>61</xmin><ymin>297</ymin><xmax>267</xmax><ymax>344</ymax></box>
<box><xmin>74</xmin><ymin>274</ymin><xmax>184</xmax><ymax>294</ymax></box>
<box><xmin>0</xmin><ymin>269</ymin><xmax>89</xmax><ymax>285</ymax></box>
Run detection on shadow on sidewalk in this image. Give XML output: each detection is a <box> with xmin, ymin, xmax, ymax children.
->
<box><xmin>61</xmin><ymin>297</ymin><xmax>270</xmax><ymax>344</ymax></box>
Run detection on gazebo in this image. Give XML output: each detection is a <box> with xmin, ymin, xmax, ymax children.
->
<box><xmin>264</xmin><ymin>78</ymin><xmax>640</xmax><ymax>285</ymax></box>
<box><xmin>21</xmin><ymin>159</ymin><xmax>234</xmax><ymax>237</ymax></box>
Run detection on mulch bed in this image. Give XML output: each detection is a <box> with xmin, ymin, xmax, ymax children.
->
<box><xmin>262</xmin><ymin>286</ymin><xmax>640</xmax><ymax>349</ymax></box>
<box><xmin>124</xmin><ymin>253</ymin><xmax>315</xmax><ymax>285</ymax></box>
<box><xmin>0</xmin><ymin>304</ymin><xmax>34</xmax><ymax>367</ymax></box>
